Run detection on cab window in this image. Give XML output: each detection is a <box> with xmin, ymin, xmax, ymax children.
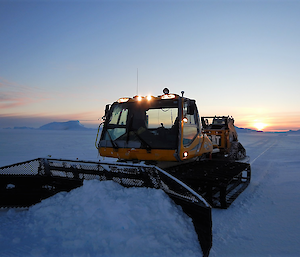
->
<box><xmin>109</xmin><ymin>105</ymin><xmax>128</xmax><ymax>126</ymax></box>
<box><xmin>182</xmin><ymin>101</ymin><xmax>198</xmax><ymax>146</ymax></box>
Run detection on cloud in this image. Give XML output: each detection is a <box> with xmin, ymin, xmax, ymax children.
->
<box><xmin>0</xmin><ymin>94</ymin><xmax>35</xmax><ymax>109</ymax></box>
<box><xmin>0</xmin><ymin>77</ymin><xmax>50</xmax><ymax>110</ymax></box>
<box><xmin>0</xmin><ymin>110</ymin><xmax>101</xmax><ymax>129</ymax></box>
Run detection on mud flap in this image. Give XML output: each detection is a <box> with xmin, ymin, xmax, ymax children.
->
<box><xmin>170</xmin><ymin>195</ymin><xmax>212</xmax><ymax>257</ymax></box>
<box><xmin>0</xmin><ymin>158</ymin><xmax>212</xmax><ymax>257</ymax></box>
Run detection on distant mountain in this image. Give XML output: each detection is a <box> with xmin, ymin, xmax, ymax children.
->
<box><xmin>236</xmin><ymin>127</ymin><xmax>300</xmax><ymax>134</ymax></box>
<box><xmin>13</xmin><ymin>126</ymin><xmax>35</xmax><ymax>130</ymax></box>
<box><xmin>39</xmin><ymin>120</ymin><xmax>92</xmax><ymax>130</ymax></box>
<box><xmin>235</xmin><ymin>127</ymin><xmax>258</xmax><ymax>133</ymax></box>
<box><xmin>287</xmin><ymin>129</ymin><xmax>300</xmax><ymax>134</ymax></box>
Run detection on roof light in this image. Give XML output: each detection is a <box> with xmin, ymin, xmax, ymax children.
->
<box><xmin>117</xmin><ymin>97</ymin><xmax>130</xmax><ymax>103</ymax></box>
<box><xmin>146</xmin><ymin>95</ymin><xmax>152</xmax><ymax>101</ymax></box>
<box><xmin>137</xmin><ymin>96</ymin><xmax>142</xmax><ymax>101</ymax></box>
<box><xmin>161</xmin><ymin>94</ymin><xmax>176</xmax><ymax>99</ymax></box>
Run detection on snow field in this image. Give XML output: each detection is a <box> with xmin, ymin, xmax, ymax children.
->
<box><xmin>1</xmin><ymin>129</ymin><xmax>300</xmax><ymax>256</ymax></box>
<box><xmin>211</xmin><ymin>132</ymin><xmax>300</xmax><ymax>257</ymax></box>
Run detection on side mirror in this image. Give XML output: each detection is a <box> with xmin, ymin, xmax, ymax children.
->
<box><xmin>187</xmin><ymin>100</ymin><xmax>195</xmax><ymax>115</ymax></box>
<box><xmin>103</xmin><ymin>104</ymin><xmax>110</xmax><ymax>121</ymax></box>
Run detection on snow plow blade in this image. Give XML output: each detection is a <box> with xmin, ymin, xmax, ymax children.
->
<box><xmin>0</xmin><ymin>158</ymin><xmax>212</xmax><ymax>257</ymax></box>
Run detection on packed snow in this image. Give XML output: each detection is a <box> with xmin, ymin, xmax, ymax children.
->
<box><xmin>0</xmin><ymin>180</ymin><xmax>200</xmax><ymax>257</ymax></box>
<box><xmin>1</xmin><ymin>129</ymin><xmax>300</xmax><ymax>256</ymax></box>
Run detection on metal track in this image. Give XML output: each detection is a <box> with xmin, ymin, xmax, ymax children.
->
<box><xmin>166</xmin><ymin>159</ymin><xmax>251</xmax><ymax>209</ymax></box>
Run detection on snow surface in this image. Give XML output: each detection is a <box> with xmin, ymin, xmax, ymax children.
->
<box><xmin>0</xmin><ymin>180</ymin><xmax>200</xmax><ymax>257</ymax></box>
<box><xmin>1</xmin><ymin>129</ymin><xmax>300</xmax><ymax>256</ymax></box>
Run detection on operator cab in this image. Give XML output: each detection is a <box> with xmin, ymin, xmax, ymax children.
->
<box><xmin>98</xmin><ymin>89</ymin><xmax>213</xmax><ymax>162</ymax></box>
<box><xmin>100</xmin><ymin>97</ymin><xmax>179</xmax><ymax>150</ymax></box>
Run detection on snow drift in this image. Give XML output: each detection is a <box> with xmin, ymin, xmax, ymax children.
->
<box><xmin>0</xmin><ymin>180</ymin><xmax>201</xmax><ymax>257</ymax></box>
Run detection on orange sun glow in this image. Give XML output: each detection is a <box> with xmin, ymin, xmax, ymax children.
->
<box><xmin>253</xmin><ymin>122</ymin><xmax>267</xmax><ymax>131</ymax></box>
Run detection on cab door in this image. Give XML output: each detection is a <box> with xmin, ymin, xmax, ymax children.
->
<box><xmin>179</xmin><ymin>99</ymin><xmax>213</xmax><ymax>160</ymax></box>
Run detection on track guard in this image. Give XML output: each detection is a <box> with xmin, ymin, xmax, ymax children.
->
<box><xmin>166</xmin><ymin>159</ymin><xmax>251</xmax><ymax>209</ymax></box>
<box><xmin>0</xmin><ymin>158</ymin><xmax>212</xmax><ymax>257</ymax></box>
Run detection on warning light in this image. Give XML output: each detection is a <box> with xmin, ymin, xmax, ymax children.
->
<box><xmin>117</xmin><ymin>98</ymin><xmax>130</xmax><ymax>103</ymax></box>
<box><xmin>161</xmin><ymin>94</ymin><xmax>176</xmax><ymax>99</ymax></box>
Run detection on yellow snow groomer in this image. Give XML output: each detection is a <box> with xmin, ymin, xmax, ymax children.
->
<box><xmin>96</xmin><ymin>88</ymin><xmax>251</xmax><ymax>209</ymax></box>
<box><xmin>97</xmin><ymin>88</ymin><xmax>246</xmax><ymax>166</ymax></box>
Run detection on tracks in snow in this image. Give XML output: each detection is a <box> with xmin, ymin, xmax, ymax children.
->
<box><xmin>250</xmin><ymin>140</ymin><xmax>277</xmax><ymax>165</ymax></box>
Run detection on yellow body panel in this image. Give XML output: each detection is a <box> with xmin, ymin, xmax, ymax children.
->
<box><xmin>179</xmin><ymin>133</ymin><xmax>213</xmax><ymax>161</ymax></box>
<box><xmin>99</xmin><ymin>132</ymin><xmax>213</xmax><ymax>163</ymax></box>
<box><xmin>99</xmin><ymin>147</ymin><xmax>178</xmax><ymax>162</ymax></box>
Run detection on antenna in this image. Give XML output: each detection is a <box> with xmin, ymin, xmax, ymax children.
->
<box><xmin>136</xmin><ymin>68</ymin><xmax>139</xmax><ymax>95</ymax></box>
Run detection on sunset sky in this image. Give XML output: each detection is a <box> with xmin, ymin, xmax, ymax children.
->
<box><xmin>1</xmin><ymin>0</ymin><xmax>300</xmax><ymax>132</ymax></box>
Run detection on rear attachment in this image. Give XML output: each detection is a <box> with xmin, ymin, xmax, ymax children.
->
<box><xmin>0</xmin><ymin>158</ymin><xmax>212</xmax><ymax>257</ymax></box>
<box><xmin>166</xmin><ymin>160</ymin><xmax>251</xmax><ymax>209</ymax></box>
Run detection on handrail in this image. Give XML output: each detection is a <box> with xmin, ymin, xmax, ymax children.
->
<box><xmin>95</xmin><ymin>122</ymin><xmax>103</xmax><ymax>149</ymax></box>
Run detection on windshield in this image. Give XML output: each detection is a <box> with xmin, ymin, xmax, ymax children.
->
<box><xmin>100</xmin><ymin>99</ymin><xmax>179</xmax><ymax>149</ymax></box>
<box><xmin>146</xmin><ymin>108</ymin><xmax>177</xmax><ymax>129</ymax></box>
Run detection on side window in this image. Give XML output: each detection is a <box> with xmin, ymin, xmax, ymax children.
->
<box><xmin>106</xmin><ymin>105</ymin><xmax>128</xmax><ymax>141</ymax></box>
<box><xmin>109</xmin><ymin>105</ymin><xmax>128</xmax><ymax>125</ymax></box>
<box><xmin>118</xmin><ymin>109</ymin><xmax>128</xmax><ymax>125</ymax></box>
<box><xmin>182</xmin><ymin>101</ymin><xmax>198</xmax><ymax>146</ymax></box>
